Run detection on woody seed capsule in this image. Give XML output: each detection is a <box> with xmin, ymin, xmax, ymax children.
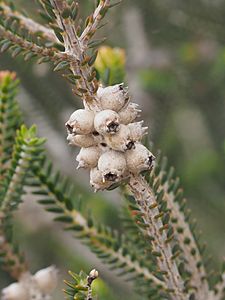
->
<box><xmin>98</xmin><ymin>150</ymin><xmax>127</xmax><ymax>182</ymax></box>
<box><xmin>33</xmin><ymin>266</ymin><xmax>58</xmax><ymax>294</ymax></box>
<box><xmin>125</xmin><ymin>143</ymin><xmax>155</xmax><ymax>174</ymax></box>
<box><xmin>104</xmin><ymin>124</ymin><xmax>134</xmax><ymax>152</ymax></box>
<box><xmin>67</xmin><ymin>133</ymin><xmax>97</xmax><ymax>148</ymax></box>
<box><xmin>97</xmin><ymin>83</ymin><xmax>129</xmax><ymax>112</ymax></box>
<box><xmin>65</xmin><ymin>109</ymin><xmax>95</xmax><ymax>135</ymax></box>
<box><xmin>94</xmin><ymin>109</ymin><xmax>120</xmax><ymax>135</ymax></box>
<box><xmin>128</xmin><ymin>121</ymin><xmax>148</xmax><ymax>141</ymax></box>
<box><xmin>118</xmin><ymin>102</ymin><xmax>141</xmax><ymax>125</ymax></box>
<box><xmin>90</xmin><ymin>167</ymin><xmax>112</xmax><ymax>191</ymax></box>
<box><xmin>1</xmin><ymin>283</ymin><xmax>28</xmax><ymax>300</ymax></box>
<box><xmin>76</xmin><ymin>146</ymin><xmax>101</xmax><ymax>169</ymax></box>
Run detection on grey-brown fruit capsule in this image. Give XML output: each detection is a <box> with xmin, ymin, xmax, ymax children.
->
<box><xmin>104</xmin><ymin>124</ymin><xmax>134</xmax><ymax>152</ymax></box>
<box><xmin>90</xmin><ymin>167</ymin><xmax>113</xmax><ymax>191</ymax></box>
<box><xmin>125</xmin><ymin>143</ymin><xmax>155</xmax><ymax>174</ymax></box>
<box><xmin>65</xmin><ymin>109</ymin><xmax>95</xmax><ymax>135</ymax></box>
<box><xmin>94</xmin><ymin>110</ymin><xmax>120</xmax><ymax>135</ymax></box>
<box><xmin>1</xmin><ymin>283</ymin><xmax>28</xmax><ymax>300</ymax></box>
<box><xmin>98</xmin><ymin>150</ymin><xmax>127</xmax><ymax>182</ymax></box>
<box><xmin>33</xmin><ymin>266</ymin><xmax>58</xmax><ymax>294</ymax></box>
<box><xmin>128</xmin><ymin>121</ymin><xmax>148</xmax><ymax>141</ymax></box>
<box><xmin>97</xmin><ymin>83</ymin><xmax>129</xmax><ymax>112</ymax></box>
<box><xmin>76</xmin><ymin>146</ymin><xmax>101</xmax><ymax>169</ymax></box>
<box><xmin>118</xmin><ymin>102</ymin><xmax>141</xmax><ymax>125</ymax></box>
<box><xmin>67</xmin><ymin>134</ymin><xmax>97</xmax><ymax>148</ymax></box>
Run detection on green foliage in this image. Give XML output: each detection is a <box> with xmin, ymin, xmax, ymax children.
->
<box><xmin>0</xmin><ymin>72</ymin><xmax>46</xmax><ymax>278</ymax></box>
<box><xmin>94</xmin><ymin>46</ymin><xmax>126</xmax><ymax>85</ymax></box>
<box><xmin>0</xmin><ymin>72</ymin><xmax>21</xmax><ymax>185</ymax></box>
<box><xmin>63</xmin><ymin>270</ymin><xmax>91</xmax><ymax>300</ymax></box>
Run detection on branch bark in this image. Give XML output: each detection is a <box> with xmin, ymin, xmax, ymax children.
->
<box><xmin>128</xmin><ymin>175</ymin><xmax>186</xmax><ymax>300</ymax></box>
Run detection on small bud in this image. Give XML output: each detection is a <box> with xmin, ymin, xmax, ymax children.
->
<box><xmin>125</xmin><ymin>143</ymin><xmax>155</xmax><ymax>174</ymax></box>
<box><xmin>90</xmin><ymin>167</ymin><xmax>112</xmax><ymax>191</ymax></box>
<box><xmin>98</xmin><ymin>150</ymin><xmax>127</xmax><ymax>182</ymax></box>
<box><xmin>65</xmin><ymin>109</ymin><xmax>95</xmax><ymax>135</ymax></box>
<box><xmin>128</xmin><ymin>121</ymin><xmax>148</xmax><ymax>141</ymax></box>
<box><xmin>97</xmin><ymin>83</ymin><xmax>129</xmax><ymax>112</ymax></box>
<box><xmin>89</xmin><ymin>269</ymin><xmax>99</xmax><ymax>279</ymax></box>
<box><xmin>118</xmin><ymin>102</ymin><xmax>141</xmax><ymax>125</ymax></box>
<box><xmin>94</xmin><ymin>110</ymin><xmax>120</xmax><ymax>135</ymax></box>
<box><xmin>1</xmin><ymin>283</ymin><xmax>28</xmax><ymax>300</ymax></box>
<box><xmin>67</xmin><ymin>134</ymin><xmax>97</xmax><ymax>148</ymax></box>
<box><xmin>76</xmin><ymin>146</ymin><xmax>101</xmax><ymax>169</ymax></box>
<box><xmin>87</xmin><ymin>269</ymin><xmax>99</xmax><ymax>286</ymax></box>
<box><xmin>105</xmin><ymin>124</ymin><xmax>134</xmax><ymax>152</ymax></box>
<box><xmin>33</xmin><ymin>266</ymin><xmax>58</xmax><ymax>294</ymax></box>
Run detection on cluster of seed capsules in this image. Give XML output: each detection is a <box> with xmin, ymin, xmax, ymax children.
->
<box><xmin>2</xmin><ymin>266</ymin><xmax>58</xmax><ymax>300</ymax></box>
<box><xmin>66</xmin><ymin>83</ymin><xmax>155</xmax><ymax>191</ymax></box>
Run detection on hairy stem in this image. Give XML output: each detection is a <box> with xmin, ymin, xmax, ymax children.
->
<box><xmin>79</xmin><ymin>0</ymin><xmax>110</xmax><ymax>50</ymax></box>
<box><xmin>128</xmin><ymin>175</ymin><xmax>186</xmax><ymax>300</ymax></box>
<box><xmin>162</xmin><ymin>182</ymin><xmax>209</xmax><ymax>298</ymax></box>
<box><xmin>33</xmin><ymin>170</ymin><xmax>166</xmax><ymax>289</ymax></box>
<box><xmin>50</xmin><ymin>0</ymin><xmax>100</xmax><ymax>109</ymax></box>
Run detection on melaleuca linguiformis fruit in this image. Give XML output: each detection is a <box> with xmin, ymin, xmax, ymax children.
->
<box><xmin>97</xmin><ymin>83</ymin><xmax>129</xmax><ymax>112</ymax></box>
<box><xmin>67</xmin><ymin>133</ymin><xmax>99</xmax><ymax>148</ymax></box>
<box><xmin>104</xmin><ymin>124</ymin><xmax>134</xmax><ymax>152</ymax></box>
<box><xmin>128</xmin><ymin>121</ymin><xmax>148</xmax><ymax>141</ymax></box>
<box><xmin>90</xmin><ymin>167</ymin><xmax>113</xmax><ymax>191</ymax></box>
<box><xmin>33</xmin><ymin>266</ymin><xmax>58</xmax><ymax>294</ymax></box>
<box><xmin>1</xmin><ymin>283</ymin><xmax>28</xmax><ymax>300</ymax></box>
<box><xmin>118</xmin><ymin>102</ymin><xmax>141</xmax><ymax>125</ymax></box>
<box><xmin>94</xmin><ymin>109</ymin><xmax>120</xmax><ymax>135</ymax></box>
<box><xmin>76</xmin><ymin>146</ymin><xmax>101</xmax><ymax>169</ymax></box>
<box><xmin>98</xmin><ymin>150</ymin><xmax>127</xmax><ymax>182</ymax></box>
<box><xmin>65</xmin><ymin>109</ymin><xmax>95</xmax><ymax>135</ymax></box>
<box><xmin>125</xmin><ymin>143</ymin><xmax>155</xmax><ymax>174</ymax></box>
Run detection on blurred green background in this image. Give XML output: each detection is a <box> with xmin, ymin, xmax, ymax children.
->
<box><xmin>0</xmin><ymin>0</ymin><xmax>225</xmax><ymax>299</ymax></box>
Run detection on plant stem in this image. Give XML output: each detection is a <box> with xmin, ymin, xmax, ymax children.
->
<box><xmin>128</xmin><ymin>175</ymin><xmax>186</xmax><ymax>300</ymax></box>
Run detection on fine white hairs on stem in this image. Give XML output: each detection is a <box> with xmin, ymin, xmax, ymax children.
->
<box><xmin>97</xmin><ymin>83</ymin><xmax>129</xmax><ymax>112</ymax></box>
<box><xmin>76</xmin><ymin>146</ymin><xmax>101</xmax><ymax>169</ymax></box>
<box><xmin>65</xmin><ymin>109</ymin><xmax>95</xmax><ymax>135</ymax></box>
<box><xmin>94</xmin><ymin>109</ymin><xmax>120</xmax><ymax>135</ymax></box>
<box><xmin>98</xmin><ymin>150</ymin><xmax>127</xmax><ymax>182</ymax></box>
<box><xmin>125</xmin><ymin>143</ymin><xmax>155</xmax><ymax>174</ymax></box>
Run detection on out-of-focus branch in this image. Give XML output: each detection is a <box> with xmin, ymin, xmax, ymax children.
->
<box><xmin>209</xmin><ymin>275</ymin><xmax>225</xmax><ymax>300</ymax></box>
<box><xmin>0</xmin><ymin>3</ymin><xmax>56</xmax><ymax>42</ymax></box>
<box><xmin>0</xmin><ymin>229</ymin><xmax>27</xmax><ymax>280</ymax></box>
<box><xmin>128</xmin><ymin>175</ymin><xmax>186</xmax><ymax>300</ymax></box>
<box><xmin>150</xmin><ymin>159</ymin><xmax>209</xmax><ymax>299</ymax></box>
<box><xmin>0</xmin><ymin>25</ymin><xmax>61</xmax><ymax>62</ymax></box>
<box><xmin>79</xmin><ymin>0</ymin><xmax>110</xmax><ymax>50</ymax></box>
